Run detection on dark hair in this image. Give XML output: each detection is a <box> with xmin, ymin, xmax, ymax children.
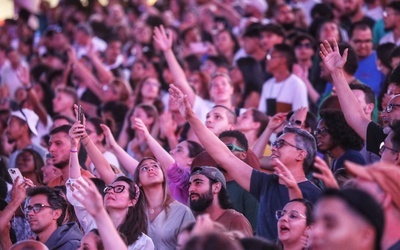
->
<box><xmin>212</xmin><ymin>105</ymin><xmax>237</xmax><ymax>125</ymax></box>
<box><xmin>134</xmin><ymin>77</ymin><xmax>164</xmax><ymax>114</ymax></box>
<box><xmin>292</xmin><ymin>33</ymin><xmax>316</xmax><ymax>50</ymax></box>
<box><xmin>52</xmin><ymin>115</ymin><xmax>75</xmax><ymax>125</ymax></box>
<box><xmin>286</xmin><ymin>111</ymin><xmax>318</xmax><ymax>132</ymax></box>
<box><xmin>283</xmin><ymin>127</ymin><xmax>316</xmax><ymax>174</ymax></box>
<box><xmin>206</xmin><ymin>55</ymin><xmax>229</xmax><ymax>68</ymax></box>
<box><xmin>260</xmin><ymin>23</ymin><xmax>285</xmax><ymax>37</ymax></box>
<box><xmin>272</xmin><ymin>44</ymin><xmax>297</xmax><ymax>72</ymax></box>
<box><xmin>390</xmin><ymin>120</ymin><xmax>400</xmax><ymax>151</ymax></box>
<box><xmin>87</xmin><ymin>117</ymin><xmax>106</xmax><ymax>144</ymax></box>
<box><xmin>184</xmin><ymin>54</ymin><xmax>202</xmax><ymax>72</ymax></box>
<box><xmin>89</xmin><ymin>229</ymin><xmax>104</xmax><ymax>250</ymax></box>
<box><xmin>339</xmin><ymin>43</ymin><xmax>358</xmax><ymax>75</ymax></box>
<box><xmin>377</xmin><ymin>43</ymin><xmax>395</xmax><ymax>70</ymax></box>
<box><xmin>319</xmin><ymin>110</ymin><xmax>364</xmax><ymax>151</ymax></box>
<box><xmin>216</xmin><ymin>184</ymin><xmax>234</xmax><ymax>210</ymax></box>
<box><xmin>250</xmin><ymin>109</ymin><xmax>269</xmax><ymax>137</ymax></box>
<box><xmin>184</xmin><ymin>232</ymin><xmax>243</xmax><ymax>250</ymax></box>
<box><xmin>389</xmin><ymin>63</ymin><xmax>400</xmax><ymax>85</ymax></box>
<box><xmin>17</xmin><ymin>149</ymin><xmax>44</xmax><ymax>185</ymax></box>
<box><xmin>349</xmin><ymin>83</ymin><xmax>375</xmax><ymax>104</ymax></box>
<box><xmin>112</xmin><ymin>176</ymin><xmax>148</xmax><ymax>245</ymax></box>
<box><xmin>219</xmin><ymin>130</ymin><xmax>249</xmax><ymax>152</ymax></box>
<box><xmin>350</xmin><ymin>21</ymin><xmax>371</xmax><ymax>39</ymax></box>
<box><xmin>27</xmin><ymin>186</ymin><xmax>67</xmax><ymax>226</ymax></box>
<box><xmin>236</xmin><ymin>57</ymin><xmax>264</xmax><ymax>107</ymax></box>
<box><xmin>288</xmin><ymin>198</ymin><xmax>314</xmax><ymax>225</ymax></box>
<box><xmin>216</xmin><ymin>29</ymin><xmax>240</xmax><ymax>55</ymax></box>
<box><xmin>186</xmin><ymin>140</ymin><xmax>205</xmax><ymax>158</ymax></box>
<box><xmin>240</xmin><ymin>237</ymin><xmax>279</xmax><ymax>250</ymax></box>
<box><xmin>49</xmin><ymin>124</ymin><xmax>72</xmax><ymax>136</ymax></box>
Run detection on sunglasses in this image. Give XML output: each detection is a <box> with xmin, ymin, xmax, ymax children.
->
<box><xmin>104</xmin><ymin>185</ymin><xmax>125</xmax><ymax>194</ymax></box>
<box><xmin>313</xmin><ymin>128</ymin><xmax>329</xmax><ymax>137</ymax></box>
<box><xmin>275</xmin><ymin>210</ymin><xmax>306</xmax><ymax>221</ymax></box>
<box><xmin>226</xmin><ymin>144</ymin><xmax>245</xmax><ymax>152</ymax></box>
<box><xmin>272</xmin><ymin>139</ymin><xmax>302</xmax><ymax>150</ymax></box>
<box><xmin>24</xmin><ymin>203</ymin><xmax>53</xmax><ymax>216</ymax></box>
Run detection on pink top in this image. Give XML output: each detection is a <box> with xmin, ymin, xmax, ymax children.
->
<box><xmin>166</xmin><ymin>162</ymin><xmax>190</xmax><ymax>205</ymax></box>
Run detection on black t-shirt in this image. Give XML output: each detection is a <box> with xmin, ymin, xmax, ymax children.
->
<box><xmin>366</xmin><ymin>121</ymin><xmax>387</xmax><ymax>155</ymax></box>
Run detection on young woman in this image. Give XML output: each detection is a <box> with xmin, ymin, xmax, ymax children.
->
<box><xmin>276</xmin><ymin>199</ymin><xmax>313</xmax><ymax>250</ymax></box>
<box><xmin>15</xmin><ymin>148</ymin><xmax>44</xmax><ymax>186</ymax></box>
<box><xmin>67</xmin><ymin>114</ymin><xmax>154</xmax><ymax>250</ymax></box>
<box><xmin>134</xmin><ymin>118</ymin><xmax>204</xmax><ymax>204</ymax></box>
<box><xmin>133</xmin><ymin>157</ymin><xmax>195</xmax><ymax>249</ymax></box>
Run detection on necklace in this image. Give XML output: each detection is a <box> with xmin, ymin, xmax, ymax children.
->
<box><xmin>148</xmin><ymin>205</ymin><xmax>162</xmax><ymax>214</ymax></box>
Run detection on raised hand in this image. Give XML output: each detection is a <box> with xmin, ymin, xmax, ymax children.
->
<box><xmin>100</xmin><ymin>124</ymin><xmax>117</xmax><ymax>149</ymax></box>
<box><xmin>169</xmin><ymin>84</ymin><xmax>194</xmax><ymax>120</ymax></box>
<box><xmin>15</xmin><ymin>66</ymin><xmax>30</xmax><ymax>87</ymax></box>
<box><xmin>71</xmin><ymin>177</ymin><xmax>105</xmax><ymax>217</ymax></box>
<box><xmin>313</xmin><ymin>156</ymin><xmax>339</xmax><ymax>189</ymax></box>
<box><xmin>289</xmin><ymin>107</ymin><xmax>308</xmax><ymax>128</ymax></box>
<box><xmin>319</xmin><ymin>39</ymin><xmax>348</xmax><ymax>73</ymax></box>
<box><xmin>133</xmin><ymin>118</ymin><xmax>150</xmax><ymax>140</ymax></box>
<box><xmin>153</xmin><ymin>25</ymin><xmax>173</xmax><ymax>52</ymax></box>
<box><xmin>267</xmin><ymin>112</ymin><xmax>288</xmax><ymax>133</ymax></box>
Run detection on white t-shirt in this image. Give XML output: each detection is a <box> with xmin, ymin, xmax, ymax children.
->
<box><xmin>258</xmin><ymin>74</ymin><xmax>308</xmax><ymax>114</ymax></box>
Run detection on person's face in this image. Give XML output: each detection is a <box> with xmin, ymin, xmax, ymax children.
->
<box><xmin>16</xmin><ymin>151</ymin><xmax>35</xmax><ymax>174</ymax></box>
<box><xmin>228</xmin><ymin>65</ymin><xmax>243</xmax><ymax>86</ymax></box>
<box><xmin>105</xmin><ymin>41</ymin><xmax>122</xmax><ymax>62</ymax></box>
<box><xmin>294</xmin><ymin>39</ymin><xmax>314</xmax><ymax>61</ymax></box>
<box><xmin>41</xmin><ymin>158</ymin><xmax>61</xmax><ymax>184</ymax></box>
<box><xmin>311</xmin><ymin>197</ymin><xmax>373</xmax><ymax>250</ymax></box>
<box><xmin>350</xmin><ymin>28</ymin><xmax>373</xmax><ymax>59</ymax></box>
<box><xmin>188</xmin><ymin>73</ymin><xmax>205</xmax><ymax>95</ymax></box>
<box><xmin>382</xmin><ymin>95</ymin><xmax>400</xmax><ymax>127</ymax></box>
<box><xmin>201</xmin><ymin>60</ymin><xmax>217</xmax><ymax>78</ymax></box>
<box><xmin>383</xmin><ymin>7</ymin><xmax>398</xmax><ymax>29</ymax></box>
<box><xmin>352</xmin><ymin>89</ymin><xmax>372</xmax><ymax>118</ymax></box>
<box><xmin>78</xmin><ymin>231</ymin><xmax>100</xmax><ymax>250</ymax></box>
<box><xmin>270</xmin><ymin>133</ymin><xmax>303</xmax><ymax>167</ymax></box>
<box><xmin>48</xmin><ymin>132</ymin><xmax>70</xmax><ymax>169</ymax></box>
<box><xmin>86</xmin><ymin>121</ymin><xmax>102</xmax><ymax>145</ymax></box>
<box><xmin>74</xmin><ymin>30</ymin><xmax>88</xmax><ymax>45</ymax></box>
<box><xmin>189</xmin><ymin>174</ymin><xmax>214</xmax><ymax>212</ymax></box>
<box><xmin>278</xmin><ymin>201</ymin><xmax>309</xmax><ymax>244</ymax></box>
<box><xmin>319</xmin><ymin>22</ymin><xmax>340</xmax><ymax>42</ymax></box>
<box><xmin>104</xmin><ymin>180</ymin><xmax>135</xmax><ymax>209</ymax></box>
<box><xmin>6</xmin><ymin>117</ymin><xmax>25</xmax><ymax>142</ymax></box>
<box><xmin>25</xmin><ymin>194</ymin><xmax>59</xmax><ymax>234</ymax></box>
<box><xmin>260</xmin><ymin>32</ymin><xmax>284</xmax><ymax>52</ymax></box>
<box><xmin>131</xmin><ymin>62</ymin><xmax>146</xmax><ymax>81</ymax></box>
<box><xmin>205</xmin><ymin>107</ymin><xmax>232</xmax><ymax>135</ymax></box>
<box><xmin>235</xmin><ymin>109</ymin><xmax>257</xmax><ymax>132</ymax></box>
<box><xmin>266</xmin><ymin>50</ymin><xmax>285</xmax><ymax>73</ymax></box>
<box><xmin>170</xmin><ymin>141</ymin><xmax>192</xmax><ymax>167</ymax></box>
<box><xmin>379</xmin><ymin>132</ymin><xmax>400</xmax><ymax>163</ymax></box>
<box><xmin>209</xmin><ymin>75</ymin><xmax>233</xmax><ymax>103</ymax></box>
<box><xmin>275</xmin><ymin>5</ymin><xmax>295</xmax><ymax>25</ymax></box>
<box><xmin>7</xmin><ymin>50</ymin><xmax>20</xmax><ymax>67</ymax></box>
<box><xmin>315</xmin><ymin>120</ymin><xmax>334</xmax><ymax>153</ymax></box>
<box><xmin>141</xmin><ymin>78</ymin><xmax>161</xmax><ymax>99</ymax></box>
<box><xmin>242</xmin><ymin>36</ymin><xmax>260</xmax><ymax>54</ymax></box>
<box><xmin>215</xmin><ymin>31</ymin><xmax>235</xmax><ymax>53</ymax></box>
<box><xmin>220</xmin><ymin>136</ymin><xmax>246</xmax><ymax>160</ymax></box>
<box><xmin>52</xmin><ymin>92</ymin><xmax>74</xmax><ymax>113</ymax></box>
<box><xmin>131</xmin><ymin>107</ymin><xmax>154</xmax><ymax>128</ymax></box>
<box><xmin>138</xmin><ymin>159</ymin><xmax>164</xmax><ymax>187</ymax></box>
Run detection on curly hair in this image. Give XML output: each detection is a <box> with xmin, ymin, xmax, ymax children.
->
<box><xmin>319</xmin><ymin>110</ymin><xmax>364</xmax><ymax>151</ymax></box>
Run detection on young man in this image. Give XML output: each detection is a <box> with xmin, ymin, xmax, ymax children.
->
<box><xmin>189</xmin><ymin>166</ymin><xmax>253</xmax><ymax>236</ymax></box>
<box><xmin>25</xmin><ymin>186</ymin><xmax>82</xmax><ymax>249</ymax></box>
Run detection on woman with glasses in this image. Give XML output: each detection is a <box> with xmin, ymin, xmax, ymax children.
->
<box><xmin>134</xmin><ymin>118</ymin><xmax>203</xmax><ymax>204</ymax></box>
<box><xmin>66</xmin><ymin>108</ymin><xmax>154</xmax><ymax>249</ymax></box>
<box><xmin>133</xmin><ymin>157</ymin><xmax>195</xmax><ymax>250</ymax></box>
<box><xmin>276</xmin><ymin>199</ymin><xmax>314</xmax><ymax>250</ymax></box>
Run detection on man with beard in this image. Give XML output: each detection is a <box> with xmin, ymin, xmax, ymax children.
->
<box><xmin>47</xmin><ymin>125</ymin><xmax>92</xmax><ymax>187</ymax></box>
<box><xmin>6</xmin><ymin>108</ymin><xmax>47</xmax><ymax>168</ymax></box>
<box><xmin>340</xmin><ymin>0</ymin><xmax>375</xmax><ymax>35</ymax></box>
<box><xmin>189</xmin><ymin>166</ymin><xmax>253</xmax><ymax>237</ymax></box>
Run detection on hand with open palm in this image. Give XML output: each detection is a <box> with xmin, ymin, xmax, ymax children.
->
<box><xmin>319</xmin><ymin>39</ymin><xmax>348</xmax><ymax>73</ymax></box>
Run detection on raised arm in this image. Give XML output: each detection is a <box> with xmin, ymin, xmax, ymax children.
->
<box><xmin>133</xmin><ymin>118</ymin><xmax>175</xmax><ymax>170</ymax></box>
<box><xmin>169</xmin><ymin>84</ymin><xmax>252</xmax><ymax>191</ymax></box>
<box><xmin>73</xmin><ymin>178</ymin><xmax>128</xmax><ymax>250</ymax></box>
<box><xmin>320</xmin><ymin>39</ymin><xmax>370</xmax><ymax>140</ymax></box>
<box><xmin>101</xmin><ymin>124</ymin><xmax>139</xmax><ymax>175</ymax></box>
<box><xmin>153</xmin><ymin>26</ymin><xmax>196</xmax><ymax>106</ymax></box>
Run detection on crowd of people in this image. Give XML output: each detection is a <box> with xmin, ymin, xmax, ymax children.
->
<box><xmin>0</xmin><ymin>0</ymin><xmax>400</xmax><ymax>249</ymax></box>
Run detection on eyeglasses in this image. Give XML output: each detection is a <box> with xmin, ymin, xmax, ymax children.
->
<box><xmin>275</xmin><ymin>210</ymin><xmax>306</xmax><ymax>221</ymax></box>
<box><xmin>385</xmin><ymin>103</ymin><xmax>400</xmax><ymax>113</ymax></box>
<box><xmin>379</xmin><ymin>142</ymin><xmax>399</xmax><ymax>156</ymax></box>
<box><xmin>295</xmin><ymin>43</ymin><xmax>312</xmax><ymax>49</ymax></box>
<box><xmin>272</xmin><ymin>139</ymin><xmax>302</xmax><ymax>150</ymax></box>
<box><xmin>24</xmin><ymin>204</ymin><xmax>53</xmax><ymax>216</ymax></box>
<box><xmin>226</xmin><ymin>144</ymin><xmax>245</xmax><ymax>152</ymax></box>
<box><xmin>313</xmin><ymin>128</ymin><xmax>329</xmax><ymax>137</ymax></box>
<box><xmin>104</xmin><ymin>185</ymin><xmax>126</xmax><ymax>194</ymax></box>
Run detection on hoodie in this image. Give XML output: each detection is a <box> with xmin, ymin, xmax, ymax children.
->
<box><xmin>45</xmin><ymin>222</ymin><xmax>82</xmax><ymax>250</ymax></box>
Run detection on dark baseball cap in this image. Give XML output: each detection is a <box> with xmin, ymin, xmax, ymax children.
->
<box><xmin>190</xmin><ymin>166</ymin><xmax>226</xmax><ymax>188</ymax></box>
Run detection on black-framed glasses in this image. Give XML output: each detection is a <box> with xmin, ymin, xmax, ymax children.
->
<box><xmin>379</xmin><ymin>142</ymin><xmax>399</xmax><ymax>156</ymax></box>
<box><xmin>276</xmin><ymin>210</ymin><xmax>306</xmax><ymax>221</ymax></box>
<box><xmin>24</xmin><ymin>204</ymin><xmax>53</xmax><ymax>216</ymax></box>
<box><xmin>104</xmin><ymin>185</ymin><xmax>125</xmax><ymax>194</ymax></box>
<box><xmin>226</xmin><ymin>144</ymin><xmax>245</xmax><ymax>152</ymax></box>
<box><xmin>313</xmin><ymin>128</ymin><xmax>329</xmax><ymax>137</ymax></box>
<box><xmin>272</xmin><ymin>139</ymin><xmax>302</xmax><ymax>150</ymax></box>
<box><xmin>385</xmin><ymin>103</ymin><xmax>400</xmax><ymax>113</ymax></box>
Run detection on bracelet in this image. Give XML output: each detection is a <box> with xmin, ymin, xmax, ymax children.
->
<box><xmin>70</xmin><ymin>149</ymin><xmax>78</xmax><ymax>153</ymax></box>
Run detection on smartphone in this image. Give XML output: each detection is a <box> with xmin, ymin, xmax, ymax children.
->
<box><xmin>78</xmin><ymin>105</ymin><xmax>83</xmax><ymax>124</ymax></box>
<box><xmin>8</xmin><ymin>168</ymin><xmax>23</xmax><ymax>183</ymax></box>
<box><xmin>189</xmin><ymin>42</ymin><xmax>208</xmax><ymax>54</ymax></box>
